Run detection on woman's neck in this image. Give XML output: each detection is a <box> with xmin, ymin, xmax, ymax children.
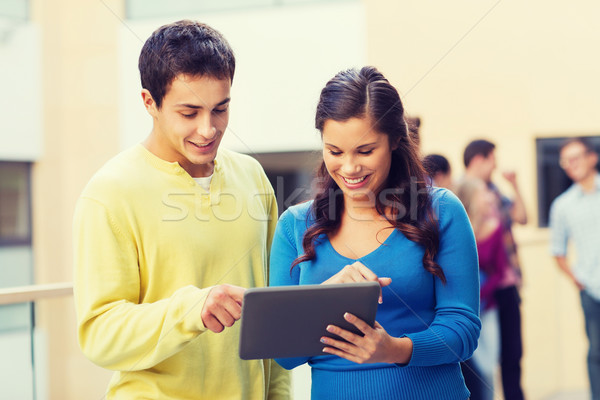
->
<box><xmin>342</xmin><ymin>194</ymin><xmax>384</xmax><ymax>221</ymax></box>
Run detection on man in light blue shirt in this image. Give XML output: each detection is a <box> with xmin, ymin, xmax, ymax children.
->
<box><xmin>549</xmin><ymin>137</ymin><xmax>600</xmax><ymax>400</ymax></box>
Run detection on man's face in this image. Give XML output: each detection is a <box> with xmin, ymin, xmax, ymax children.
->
<box><xmin>143</xmin><ymin>74</ymin><xmax>231</xmax><ymax>177</ymax></box>
<box><xmin>560</xmin><ymin>142</ymin><xmax>598</xmax><ymax>183</ymax></box>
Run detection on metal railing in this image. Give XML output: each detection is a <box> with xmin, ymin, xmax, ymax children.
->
<box><xmin>0</xmin><ymin>282</ymin><xmax>73</xmax><ymax>305</ymax></box>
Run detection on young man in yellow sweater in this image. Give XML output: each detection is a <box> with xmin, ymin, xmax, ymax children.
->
<box><xmin>73</xmin><ymin>20</ymin><xmax>290</xmax><ymax>399</ymax></box>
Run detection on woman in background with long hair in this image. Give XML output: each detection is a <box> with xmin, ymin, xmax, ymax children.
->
<box><xmin>456</xmin><ymin>177</ymin><xmax>509</xmax><ymax>400</ymax></box>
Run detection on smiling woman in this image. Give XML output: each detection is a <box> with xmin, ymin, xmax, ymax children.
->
<box><xmin>322</xmin><ymin>116</ymin><xmax>394</xmax><ymax>202</ymax></box>
<box><xmin>269</xmin><ymin>66</ymin><xmax>481</xmax><ymax>400</ymax></box>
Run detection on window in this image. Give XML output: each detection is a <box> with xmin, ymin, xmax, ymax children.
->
<box><xmin>0</xmin><ymin>0</ymin><xmax>28</xmax><ymax>20</ymax></box>
<box><xmin>536</xmin><ymin>136</ymin><xmax>600</xmax><ymax>227</ymax></box>
<box><xmin>252</xmin><ymin>151</ymin><xmax>321</xmax><ymax>215</ymax></box>
<box><xmin>126</xmin><ymin>0</ymin><xmax>352</xmax><ymax>19</ymax></box>
<box><xmin>0</xmin><ymin>162</ymin><xmax>31</xmax><ymax>246</ymax></box>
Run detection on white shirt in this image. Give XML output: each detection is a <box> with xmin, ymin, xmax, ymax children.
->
<box><xmin>193</xmin><ymin>174</ymin><xmax>213</xmax><ymax>191</ymax></box>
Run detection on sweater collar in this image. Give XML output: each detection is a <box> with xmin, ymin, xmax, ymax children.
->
<box><xmin>136</xmin><ymin>144</ymin><xmax>224</xmax><ymax>197</ymax></box>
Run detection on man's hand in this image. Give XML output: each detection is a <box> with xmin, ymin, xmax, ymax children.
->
<box><xmin>201</xmin><ymin>284</ymin><xmax>246</xmax><ymax>333</ymax></box>
<box><xmin>502</xmin><ymin>170</ymin><xmax>518</xmax><ymax>187</ymax></box>
<box><xmin>555</xmin><ymin>256</ymin><xmax>585</xmax><ymax>291</ymax></box>
<box><xmin>502</xmin><ymin>170</ymin><xmax>528</xmax><ymax>225</ymax></box>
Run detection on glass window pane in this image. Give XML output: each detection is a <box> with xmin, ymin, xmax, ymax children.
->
<box><xmin>536</xmin><ymin>136</ymin><xmax>600</xmax><ymax>227</ymax></box>
<box><xmin>126</xmin><ymin>0</ymin><xmax>355</xmax><ymax>19</ymax></box>
<box><xmin>0</xmin><ymin>162</ymin><xmax>31</xmax><ymax>245</ymax></box>
<box><xmin>0</xmin><ymin>0</ymin><xmax>28</xmax><ymax>21</ymax></box>
<box><xmin>126</xmin><ymin>0</ymin><xmax>273</xmax><ymax>20</ymax></box>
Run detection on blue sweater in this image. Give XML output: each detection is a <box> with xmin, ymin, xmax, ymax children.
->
<box><xmin>269</xmin><ymin>188</ymin><xmax>480</xmax><ymax>400</ymax></box>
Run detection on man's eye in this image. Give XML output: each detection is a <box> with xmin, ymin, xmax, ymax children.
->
<box><xmin>181</xmin><ymin>113</ymin><xmax>197</xmax><ymax>118</ymax></box>
<box><xmin>213</xmin><ymin>108</ymin><xmax>228</xmax><ymax>114</ymax></box>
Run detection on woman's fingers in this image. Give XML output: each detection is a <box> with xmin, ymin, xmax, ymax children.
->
<box><xmin>378</xmin><ymin>277</ymin><xmax>392</xmax><ymax>287</ymax></box>
<box><xmin>352</xmin><ymin>261</ymin><xmax>378</xmax><ymax>281</ymax></box>
<box><xmin>323</xmin><ymin>262</ymin><xmax>392</xmax><ymax>304</ymax></box>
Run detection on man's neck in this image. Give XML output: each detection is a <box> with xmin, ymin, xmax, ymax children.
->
<box><xmin>578</xmin><ymin>172</ymin><xmax>598</xmax><ymax>193</ymax></box>
<box><xmin>464</xmin><ymin>169</ymin><xmax>489</xmax><ymax>183</ymax></box>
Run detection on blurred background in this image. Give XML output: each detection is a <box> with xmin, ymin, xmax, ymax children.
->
<box><xmin>0</xmin><ymin>0</ymin><xmax>599</xmax><ymax>398</ymax></box>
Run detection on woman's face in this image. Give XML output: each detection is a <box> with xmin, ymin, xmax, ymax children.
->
<box><xmin>322</xmin><ymin>116</ymin><xmax>395</xmax><ymax>203</ymax></box>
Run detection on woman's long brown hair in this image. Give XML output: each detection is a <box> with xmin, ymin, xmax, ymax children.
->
<box><xmin>292</xmin><ymin>66</ymin><xmax>446</xmax><ymax>283</ymax></box>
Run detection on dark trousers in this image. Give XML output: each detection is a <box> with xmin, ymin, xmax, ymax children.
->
<box><xmin>580</xmin><ymin>290</ymin><xmax>600</xmax><ymax>400</ymax></box>
<box><xmin>494</xmin><ymin>285</ymin><xmax>525</xmax><ymax>400</ymax></box>
<box><xmin>461</xmin><ymin>358</ymin><xmax>491</xmax><ymax>400</ymax></box>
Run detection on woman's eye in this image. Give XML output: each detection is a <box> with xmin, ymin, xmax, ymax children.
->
<box><xmin>329</xmin><ymin>150</ymin><xmax>342</xmax><ymax>156</ymax></box>
<box><xmin>359</xmin><ymin>150</ymin><xmax>373</xmax><ymax>155</ymax></box>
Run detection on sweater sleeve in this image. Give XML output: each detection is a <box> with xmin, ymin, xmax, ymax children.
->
<box><xmin>73</xmin><ymin>197</ymin><xmax>211</xmax><ymax>371</ymax></box>
<box><xmin>269</xmin><ymin>208</ymin><xmax>311</xmax><ymax>370</ymax></box>
<box><xmin>264</xmin><ymin>359</ymin><xmax>292</xmax><ymax>399</ymax></box>
<box><xmin>404</xmin><ymin>190</ymin><xmax>481</xmax><ymax>366</ymax></box>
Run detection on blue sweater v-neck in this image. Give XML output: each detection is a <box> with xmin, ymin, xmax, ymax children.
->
<box><xmin>269</xmin><ymin>188</ymin><xmax>481</xmax><ymax>400</ymax></box>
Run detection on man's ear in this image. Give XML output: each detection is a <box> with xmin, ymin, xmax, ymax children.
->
<box><xmin>471</xmin><ymin>153</ymin><xmax>485</xmax><ymax>165</ymax></box>
<box><xmin>141</xmin><ymin>89</ymin><xmax>158</xmax><ymax>117</ymax></box>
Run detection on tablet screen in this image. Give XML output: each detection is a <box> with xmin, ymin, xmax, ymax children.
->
<box><xmin>239</xmin><ymin>282</ymin><xmax>380</xmax><ymax>360</ymax></box>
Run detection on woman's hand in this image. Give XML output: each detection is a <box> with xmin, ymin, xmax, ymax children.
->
<box><xmin>320</xmin><ymin>312</ymin><xmax>412</xmax><ymax>364</ymax></box>
<box><xmin>322</xmin><ymin>261</ymin><xmax>391</xmax><ymax>303</ymax></box>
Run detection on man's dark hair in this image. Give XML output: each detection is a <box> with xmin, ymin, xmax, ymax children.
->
<box><xmin>559</xmin><ymin>136</ymin><xmax>596</xmax><ymax>154</ymax></box>
<box><xmin>423</xmin><ymin>154</ymin><xmax>451</xmax><ymax>177</ymax></box>
<box><xmin>463</xmin><ymin>139</ymin><xmax>496</xmax><ymax>167</ymax></box>
<box><xmin>138</xmin><ymin>20</ymin><xmax>235</xmax><ymax>109</ymax></box>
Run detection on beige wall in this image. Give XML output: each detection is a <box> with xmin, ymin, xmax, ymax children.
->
<box><xmin>31</xmin><ymin>0</ymin><xmax>122</xmax><ymax>397</ymax></box>
<box><xmin>365</xmin><ymin>0</ymin><xmax>597</xmax><ymax>397</ymax></box>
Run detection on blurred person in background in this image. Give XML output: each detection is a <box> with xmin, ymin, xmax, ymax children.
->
<box><xmin>463</xmin><ymin>139</ymin><xmax>527</xmax><ymax>400</ymax></box>
<box><xmin>72</xmin><ymin>20</ymin><xmax>290</xmax><ymax>399</ymax></box>
<box><xmin>423</xmin><ymin>153</ymin><xmax>453</xmax><ymax>190</ymax></box>
<box><xmin>456</xmin><ymin>177</ymin><xmax>509</xmax><ymax>400</ymax></box>
<box><xmin>550</xmin><ymin>137</ymin><xmax>600</xmax><ymax>400</ymax></box>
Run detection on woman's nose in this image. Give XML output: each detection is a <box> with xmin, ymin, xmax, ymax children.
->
<box><xmin>341</xmin><ymin>157</ymin><xmax>360</xmax><ymax>175</ymax></box>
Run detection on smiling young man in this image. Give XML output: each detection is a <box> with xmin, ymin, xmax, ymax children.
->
<box><xmin>73</xmin><ymin>20</ymin><xmax>290</xmax><ymax>399</ymax></box>
<box><xmin>550</xmin><ymin>137</ymin><xmax>600</xmax><ymax>400</ymax></box>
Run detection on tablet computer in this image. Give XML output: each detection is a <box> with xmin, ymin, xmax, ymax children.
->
<box><xmin>239</xmin><ymin>281</ymin><xmax>380</xmax><ymax>360</ymax></box>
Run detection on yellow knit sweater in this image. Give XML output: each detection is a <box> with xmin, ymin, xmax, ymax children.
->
<box><xmin>73</xmin><ymin>144</ymin><xmax>290</xmax><ymax>399</ymax></box>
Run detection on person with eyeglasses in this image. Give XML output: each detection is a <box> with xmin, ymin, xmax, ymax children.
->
<box><xmin>550</xmin><ymin>137</ymin><xmax>600</xmax><ymax>400</ymax></box>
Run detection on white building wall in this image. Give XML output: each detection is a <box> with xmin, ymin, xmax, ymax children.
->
<box><xmin>0</xmin><ymin>22</ymin><xmax>42</xmax><ymax>161</ymax></box>
<box><xmin>118</xmin><ymin>1</ymin><xmax>367</xmax><ymax>154</ymax></box>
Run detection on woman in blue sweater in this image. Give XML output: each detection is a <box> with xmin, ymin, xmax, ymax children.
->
<box><xmin>269</xmin><ymin>66</ymin><xmax>481</xmax><ymax>400</ymax></box>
